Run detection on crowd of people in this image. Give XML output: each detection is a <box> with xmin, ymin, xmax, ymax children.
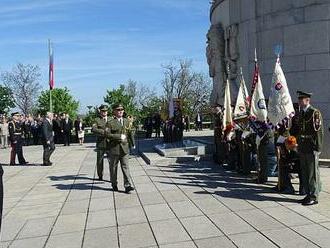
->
<box><xmin>142</xmin><ymin>112</ymin><xmax>204</xmax><ymax>141</ymax></box>
<box><xmin>213</xmin><ymin>91</ymin><xmax>324</xmax><ymax>206</ymax></box>
<box><xmin>0</xmin><ymin>112</ymin><xmax>86</xmax><ymax>165</ymax></box>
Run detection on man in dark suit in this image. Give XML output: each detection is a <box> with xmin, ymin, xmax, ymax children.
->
<box><xmin>42</xmin><ymin>112</ymin><xmax>55</xmax><ymax>166</ymax></box>
<box><xmin>105</xmin><ymin>103</ymin><xmax>135</xmax><ymax>193</ymax></box>
<box><xmin>61</xmin><ymin>113</ymin><xmax>73</xmax><ymax>146</ymax></box>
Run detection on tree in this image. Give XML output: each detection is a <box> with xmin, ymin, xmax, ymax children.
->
<box><xmin>0</xmin><ymin>85</ymin><xmax>15</xmax><ymax>115</ymax></box>
<box><xmin>83</xmin><ymin>106</ymin><xmax>98</xmax><ymax>127</ymax></box>
<box><xmin>1</xmin><ymin>63</ymin><xmax>42</xmax><ymax>115</ymax></box>
<box><xmin>37</xmin><ymin>87</ymin><xmax>79</xmax><ymax>118</ymax></box>
<box><xmin>104</xmin><ymin>85</ymin><xmax>138</xmax><ymax>117</ymax></box>
<box><xmin>161</xmin><ymin>59</ymin><xmax>212</xmax><ymax>117</ymax></box>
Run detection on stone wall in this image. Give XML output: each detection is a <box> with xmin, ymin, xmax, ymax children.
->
<box><xmin>210</xmin><ymin>0</ymin><xmax>330</xmax><ymax>157</ymax></box>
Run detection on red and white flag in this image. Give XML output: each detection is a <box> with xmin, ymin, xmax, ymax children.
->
<box><xmin>268</xmin><ymin>57</ymin><xmax>295</xmax><ymax>127</ymax></box>
<box><xmin>49</xmin><ymin>40</ymin><xmax>54</xmax><ymax>90</ymax></box>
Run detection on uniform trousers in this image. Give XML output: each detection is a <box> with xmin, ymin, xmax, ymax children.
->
<box><xmin>108</xmin><ymin>153</ymin><xmax>132</xmax><ymax>188</ymax></box>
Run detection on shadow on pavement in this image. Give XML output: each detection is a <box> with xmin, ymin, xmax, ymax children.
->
<box><xmin>155</xmin><ymin>161</ymin><xmax>299</xmax><ymax>204</ymax></box>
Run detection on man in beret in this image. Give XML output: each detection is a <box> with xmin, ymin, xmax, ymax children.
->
<box><xmin>105</xmin><ymin>103</ymin><xmax>135</xmax><ymax>193</ymax></box>
<box><xmin>8</xmin><ymin>112</ymin><xmax>28</xmax><ymax>165</ymax></box>
<box><xmin>92</xmin><ymin>104</ymin><xmax>110</xmax><ymax>181</ymax></box>
<box><xmin>296</xmin><ymin>91</ymin><xmax>324</xmax><ymax>205</ymax></box>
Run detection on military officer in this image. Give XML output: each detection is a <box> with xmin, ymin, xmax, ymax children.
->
<box><xmin>8</xmin><ymin>112</ymin><xmax>28</xmax><ymax>165</ymax></box>
<box><xmin>297</xmin><ymin>91</ymin><xmax>323</xmax><ymax>205</ymax></box>
<box><xmin>105</xmin><ymin>103</ymin><xmax>135</xmax><ymax>193</ymax></box>
<box><xmin>92</xmin><ymin>105</ymin><xmax>110</xmax><ymax>181</ymax></box>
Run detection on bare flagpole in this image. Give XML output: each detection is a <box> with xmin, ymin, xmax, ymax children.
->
<box><xmin>48</xmin><ymin>39</ymin><xmax>53</xmax><ymax>112</ymax></box>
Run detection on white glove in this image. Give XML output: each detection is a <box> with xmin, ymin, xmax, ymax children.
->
<box><xmin>121</xmin><ymin>134</ymin><xmax>126</xmax><ymax>140</ymax></box>
<box><xmin>313</xmin><ymin>151</ymin><xmax>321</xmax><ymax>156</ymax></box>
<box><xmin>132</xmin><ymin>146</ymin><xmax>136</xmax><ymax>149</ymax></box>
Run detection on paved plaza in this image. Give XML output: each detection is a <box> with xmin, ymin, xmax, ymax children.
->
<box><xmin>1</xmin><ymin>136</ymin><xmax>330</xmax><ymax>247</ymax></box>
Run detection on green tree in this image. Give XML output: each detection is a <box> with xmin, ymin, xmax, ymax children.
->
<box><xmin>104</xmin><ymin>85</ymin><xmax>138</xmax><ymax>117</ymax></box>
<box><xmin>83</xmin><ymin>106</ymin><xmax>98</xmax><ymax>127</ymax></box>
<box><xmin>0</xmin><ymin>85</ymin><xmax>15</xmax><ymax>114</ymax></box>
<box><xmin>37</xmin><ymin>87</ymin><xmax>79</xmax><ymax>118</ymax></box>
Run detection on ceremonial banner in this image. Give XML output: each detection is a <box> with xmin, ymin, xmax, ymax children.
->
<box><xmin>49</xmin><ymin>40</ymin><xmax>54</xmax><ymax>90</ymax></box>
<box><xmin>222</xmin><ymin>79</ymin><xmax>233</xmax><ymax>135</ymax></box>
<box><xmin>249</xmin><ymin>59</ymin><xmax>268</xmax><ymax>138</ymax></box>
<box><xmin>250</xmin><ymin>68</ymin><xmax>267</xmax><ymax>123</ymax></box>
<box><xmin>268</xmin><ymin>58</ymin><xmax>295</xmax><ymax>127</ymax></box>
<box><xmin>234</xmin><ymin>72</ymin><xmax>249</xmax><ymax>120</ymax></box>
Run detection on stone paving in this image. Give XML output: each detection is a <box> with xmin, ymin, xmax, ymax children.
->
<box><xmin>1</xmin><ymin>138</ymin><xmax>330</xmax><ymax>247</ymax></box>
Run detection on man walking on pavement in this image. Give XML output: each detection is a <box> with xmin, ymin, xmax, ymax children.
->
<box><xmin>297</xmin><ymin>91</ymin><xmax>324</xmax><ymax>206</ymax></box>
<box><xmin>106</xmin><ymin>103</ymin><xmax>135</xmax><ymax>193</ymax></box>
<box><xmin>42</xmin><ymin>112</ymin><xmax>56</xmax><ymax>166</ymax></box>
<box><xmin>92</xmin><ymin>105</ymin><xmax>110</xmax><ymax>181</ymax></box>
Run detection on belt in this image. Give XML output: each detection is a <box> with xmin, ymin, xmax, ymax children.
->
<box><xmin>300</xmin><ymin>135</ymin><xmax>313</xmax><ymax>138</ymax></box>
<box><xmin>13</xmin><ymin>133</ymin><xmax>22</xmax><ymax>135</ymax></box>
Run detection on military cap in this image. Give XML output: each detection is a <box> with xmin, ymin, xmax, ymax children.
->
<box><xmin>11</xmin><ymin>112</ymin><xmax>20</xmax><ymax>117</ymax></box>
<box><xmin>98</xmin><ymin>104</ymin><xmax>108</xmax><ymax>111</ymax></box>
<box><xmin>297</xmin><ymin>90</ymin><xmax>312</xmax><ymax>98</ymax></box>
<box><xmin>112</xmin><ymin>103</ymin><xmax>124</xmax><ymax>110</ymax></box>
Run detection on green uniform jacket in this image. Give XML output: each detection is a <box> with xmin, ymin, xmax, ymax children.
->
<box><xmin>105</xmin><ymin>118</ymin><xmax>135</xmax><ymax>156</ymax></box>
<box><xmin>297</xmin><ymin>106</ymin><xmax>324</xmax><ymax>153</ymax></box>
<box><xmin>92</xmin><ymin>117</ymin><xmax>108</xmax><ymax>150</ymax></box>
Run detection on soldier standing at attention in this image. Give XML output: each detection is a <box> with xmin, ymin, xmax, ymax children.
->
<box><xmin>297</xmin><ymin>91</ymin><xmax>324</xmax><ymax>206</ymax></box>
<box><xmin>92</xmin><ymin>105</ymin><xmax>110</xmax><ymax>181</ymax></box>
<box><xmin>106</xmin><ymin>103</ymin><xmax>135</xmax><ymax>193</ymax></box>
<box><xmin>8</xmin><ymin>112</ymin><xmax>28</xmax><ymax>165</ymax></box>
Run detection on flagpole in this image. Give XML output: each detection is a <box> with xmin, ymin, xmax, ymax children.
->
<box><xmin>48</xmin><ymin>39</ymin><xmax>53</xmax><ymax>112</ymax></box>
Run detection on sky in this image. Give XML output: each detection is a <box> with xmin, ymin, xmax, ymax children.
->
<box><xmin>0</xmin><ymin>0</ymin><xmax>211</xmax><ymax>113</ymax></box>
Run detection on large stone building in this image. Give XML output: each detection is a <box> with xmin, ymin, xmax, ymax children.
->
<box><xmin>208</xmin><ymin>0</ymin><xmax>330</xmax><ymax>157</ymax></box>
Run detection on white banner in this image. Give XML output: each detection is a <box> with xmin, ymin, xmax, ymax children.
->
<box><xmin>268</xmin><ymin>58</ymin><xmax>295</xmax><ymax>127</ymax></box>
<box><xmin>222</xmin><ymin>79</ymin><xmax>233</xmax><ymax>131</ymax></box>
<box><xmin>234</xmin><ymin>73</ymin><xmax>249</xmax><ymax>120</ymax></box>
<box><xmin>250</xmin><ymin>72</ymin><xmax>267</xmax><ymax>122</ymax></box>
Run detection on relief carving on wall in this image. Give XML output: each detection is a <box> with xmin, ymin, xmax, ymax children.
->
<box><xmin>206</xmin><ymin>23</ymin><xmax>226</xmax><ymax>106</ymax></box>
<box><xmin>206</xmin><ymin>23</ymin><xmax>239</xmax><ymax>106</ymax></box>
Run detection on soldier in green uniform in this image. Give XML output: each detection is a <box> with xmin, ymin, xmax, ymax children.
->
<box><xmin>297</xmin><ymin>91</ymin><xmax>324</xmax><ymax>205</ymax></box>
<box><xmin>92</xmin><ymin>105</ymin><xmax>110</xmax><ymax>181</ymax></box>
<box><xmin>105</xmin><ymin>103</ymin><xmax>135</xmax><ymax>193</ymax></box>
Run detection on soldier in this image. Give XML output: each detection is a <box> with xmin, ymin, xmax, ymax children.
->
<box><xmin>92</xmin><ymin>105</ymin><xmax>110</xmax><ymax>181</ymax></box>
<box><xmin>105</xmin><ymin>103</ymin><xmax>135</xmax><ymax>193</ymax></box>
<box><xmin>297</xmin><ymin>91</ymin><xmax>324</xmax><ymax>205</ymax></box>
<box><xmin>8</xmin><ymin>112</ymin><xmax>28</xmax><ymax>165</ymax></box>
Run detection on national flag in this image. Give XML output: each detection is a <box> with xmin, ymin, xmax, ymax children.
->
<box><xmin>222</xmin><ymin>78</ymin><xmax>233</xmax><ymax>139</ymax></box>
<box><xmin>233</xmin><ymin>71</ymin><xmax>249</xmax><ymax>120</ymax></box>
<box><xmin>268</xmin><ymin>57</ymin><xmax>295</xmax><ymax>127</ymax></box>
<box><xmin>49</xmin><ymin>40</ymin><xmax>54</xmax><ymax>90</ymax></box>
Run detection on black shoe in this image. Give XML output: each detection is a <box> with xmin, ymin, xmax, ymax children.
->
<box><xmin>43</xmin><ymin>163</ymin><xmax>51</xmax><ymax>166</ymax></box>
<box><xmin>302</xmin><ymin>199</ymin><xmax>318</xmax><ymax>206</ymax></box>
<box><xmin>10</xmin><ymin>162</ymin><xmax>16</xmax><ymax>166</ymax></box>
<box><xmin>112</xmin><ymin>185</ymin><xmax>118</xmax><ymax>191</ymax></box>
<box><xmin>98</xmin><ymin>176</ymin><xmax>103</xmax><ymax>181</ymax></box>
<box><xmin>20</xmin><ymin>161</ymin><xmax>29</xmax><ymax>165</ymax></box>
<box><xmin>298</xmin><ymin>196</ymin><xmax>310</xmax><ymax>204</ymax></box>
<box><xmin>125</xmin><ymin>186</ymin><xmax>135</xmax><ymax>194</ymax></box>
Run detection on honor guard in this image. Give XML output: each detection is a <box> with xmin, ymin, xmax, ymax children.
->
<box><xmin>297</xmin><ymin>91</ymin><xmax>324</xmax><ymax>205</ymax></box>
<box><xmin>106</xmin><ymin>103</ymin><xmax>135</xmax><ymax>193</ymax></box>
<box><xmin>92</xmin><ymin>104</ymin><xmax>110</xmax><ymax>181</ymax></box>
<box><xmin>8</xmin><ymin>112</ymin><xmax>28</xmax><ymax>165</ymax></box>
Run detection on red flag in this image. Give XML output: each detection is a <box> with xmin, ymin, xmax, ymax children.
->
<box><xmin>49</xmin><ymin>40</ymin><xmax>54</xmax><ymax>90</ymax></box>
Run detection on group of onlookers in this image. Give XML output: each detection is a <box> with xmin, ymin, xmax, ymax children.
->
<box><xmin>0</xmin><ymin>113</ymin><xmax>86</xmax><ymax>149</ymax></box>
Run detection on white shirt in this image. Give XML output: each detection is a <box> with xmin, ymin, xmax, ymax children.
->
<box><xmin>303</xmin><ymin>104</ymin><xmax>310</xmax><ymax>112</ymax></box>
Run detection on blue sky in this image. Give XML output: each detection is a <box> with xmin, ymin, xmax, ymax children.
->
<box><xmin>0</xmin><ymin>0</ymin><xmax>210</xmax><ymax>113</ymax></box>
